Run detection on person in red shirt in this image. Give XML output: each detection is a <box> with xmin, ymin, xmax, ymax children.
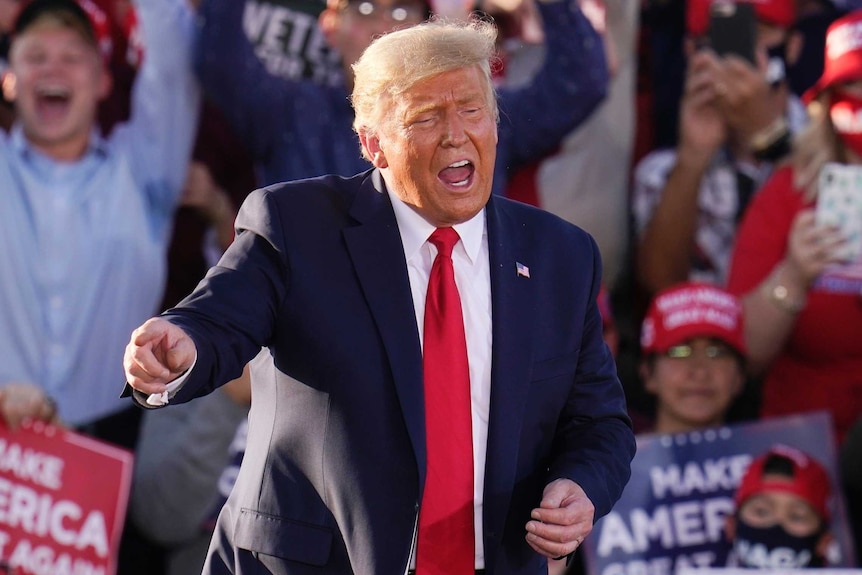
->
<box><xmin>726</xmin><ymin>10</ymin><xmax>862</xmax><ymax>446</ymax></box>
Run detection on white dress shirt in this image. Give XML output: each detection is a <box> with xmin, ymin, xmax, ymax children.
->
<box><xmin>388</xmin><ymin>190</ymin><xmax>493</xmax><ymax>568</ymax></box>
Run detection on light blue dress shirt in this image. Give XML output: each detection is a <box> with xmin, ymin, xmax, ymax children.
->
<box><xmin>0</xmin><ymin>0</ymin><xmax>200</xmax><ymax>427</ymax></box>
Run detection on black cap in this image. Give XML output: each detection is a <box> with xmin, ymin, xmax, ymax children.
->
<box><xmin>13</xmin><ymin>0</ymin><xmax>98</xmax><ymax>47</ymax></box>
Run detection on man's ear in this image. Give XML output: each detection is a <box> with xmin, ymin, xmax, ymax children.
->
<box><xmin>2</xmin><ymin>71</ymin><xmax>17</xmax><ymax>102</ymax></box>
<box><xmin>359</xmin><ymin>131</ymin><xmax>388</xmax><ymax>168</ymax></box>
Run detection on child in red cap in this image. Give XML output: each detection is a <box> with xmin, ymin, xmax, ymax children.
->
<box><xmin>725</xmin><ymin>444</ymin><xmax>834</xmax><ymax>568</ymax></box>
<box><xmin>639</xmin><ymin>281</ymin><xmax>746</xmax><ymax>434</ymax></box>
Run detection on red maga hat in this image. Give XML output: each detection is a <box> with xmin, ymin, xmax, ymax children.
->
<box><xmin>803</xmin><ymin>10</ymin><xmax>862</xmax><ymax>104</ymax></box>
<box><xmin>14</xmin><ymin>0</ymin><xmax>113</xmax><ymax>60</ymax></box>
<box><xmin>640</xmin><ymin>282</ymin><xmax>746</xmax><ymax>356</ymax></box>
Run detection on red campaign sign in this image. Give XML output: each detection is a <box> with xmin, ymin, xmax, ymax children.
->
<box><xmin>0</xmin><ymin>420</ymin><xmax>133</xmax><ymax>575</ymax></box>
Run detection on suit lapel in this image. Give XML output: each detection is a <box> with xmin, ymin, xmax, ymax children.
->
<box><xmin>483</xmin><ymin>196</ymin><xmax>535</xmax><ymax>569</ymax></box>
<box><xmin>342</xmin><ymin>171</ymin><xmax>427</xmax><ymax>480</ymax></box>
<box><xmin>343</xmin><ymin>182</ymin><xmax>536</xmax><ymax>561</ymax></box>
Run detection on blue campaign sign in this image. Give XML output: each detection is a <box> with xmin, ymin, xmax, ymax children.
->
<box><xmin>582</xmin><ymin>412</ymin><xmax>856</xmax><ymax>575</ymax></box>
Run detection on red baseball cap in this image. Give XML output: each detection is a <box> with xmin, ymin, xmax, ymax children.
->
<box><xmin>735</xmin><ymin>444</ymin><xmax>832</xmax><ymax>521</ymax></box>
<box><xmin>14</xmin><ymin>0</ymin><xmax>113</xmax><ymax>61</ymax></box>
<box><xmin>803</xmin><ymin>10</ymin><xmax>862</xmax><ymax>104</ymax></box>
<box><xmin>687</xmin><ymin>0</ymin><xmax>795</xmax><ymax>37</ymax></box>
<box><xmin>640</xmin><ymin>282</ymin><xmax>746</xmax><ymax>356</ymax></box>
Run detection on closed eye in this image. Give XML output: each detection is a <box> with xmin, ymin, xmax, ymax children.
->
<box><xmin>407</xmin><ymin>115</ymin><xmax>436</xmax><ymax>129</ymax></box>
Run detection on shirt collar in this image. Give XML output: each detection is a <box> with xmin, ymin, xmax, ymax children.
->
<box><xmin>386</xmin><ymin>179</ymin><xmax>486</xmax><ymax>265</ymax></box>
<box><xmin>10</xmin><ymin>123</ymin><xmax>110</xmax><ymax>160</ymax></box>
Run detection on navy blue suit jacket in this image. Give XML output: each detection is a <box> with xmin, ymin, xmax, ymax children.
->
<box><xmin>157</xmin><ymin>169</ymin><xmax>635</xmax><ymax>575</ymax></box>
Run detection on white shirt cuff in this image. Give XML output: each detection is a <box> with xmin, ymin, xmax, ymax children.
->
<box><xmin>145</xmin><ymin>353</ymin><xmax>197</xmax><ymax>406</ymax></box>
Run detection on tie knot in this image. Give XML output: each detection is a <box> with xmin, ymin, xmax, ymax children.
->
<box><xmin>428</xmin><ymin>227</ymin><xmax>460</xmax><ymax>258</ymax></box>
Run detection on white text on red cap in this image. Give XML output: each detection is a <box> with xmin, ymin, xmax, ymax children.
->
<box><xmin>827</xmin><ymin>20</ymin><xmax>862</xmax><ymax>61</ymax></box>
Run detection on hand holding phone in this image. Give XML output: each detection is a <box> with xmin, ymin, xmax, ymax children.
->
<box><xmin>816</xmin><ymin>163</ymin><xmax>862</xmax><ymax>262</ymax></box>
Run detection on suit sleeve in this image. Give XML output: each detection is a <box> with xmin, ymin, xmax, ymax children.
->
<box><xmin>547</xmin><ymin>235</ymin><xmax>635</xmax><ymax>520</ymax></box>
<box><xmin>162</xmin><ymin>188</ymin><xmax>290</xmax><ymax>402</ymax></box>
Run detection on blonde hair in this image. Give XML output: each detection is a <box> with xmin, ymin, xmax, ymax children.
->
<box><xmin>350</xmin><ymin>16</ymin><xmax>499</xmax><ymax>146</ymax></box>
<box><xmin>791</xmin><ymin>94</ymin><xmax>846</xmax><ymax>201</ymax></box>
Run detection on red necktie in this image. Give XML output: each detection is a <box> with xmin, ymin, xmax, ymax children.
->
<box><xmin>416</xmin><ymin>227</ymin><xmax>475</xmax><ymax>575</ymax></box>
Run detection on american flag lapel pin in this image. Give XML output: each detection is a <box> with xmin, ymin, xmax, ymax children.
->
<box><xmin>516</xmin><ymin>262</ymin><xmax>530</xmax><ymax>278</ymax></box>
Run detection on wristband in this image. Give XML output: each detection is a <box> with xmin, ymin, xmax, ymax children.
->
<box><xmin>752</xmin><ymin>129</ymin><xmax>791</xmax><ymax>162</ymax></box>
<box><xmin>750</xmin><ymin>117</ymin><xmax>792</xmax><ymax>162</ymax></box>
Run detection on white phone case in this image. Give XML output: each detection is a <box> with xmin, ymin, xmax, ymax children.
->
<box><xmin>816</xmin><ymin>162</ymin><xmax>862</xmax><ymax>262</ymax></box>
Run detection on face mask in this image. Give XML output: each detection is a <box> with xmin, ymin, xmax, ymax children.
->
<box><xmin>831</xmin><ymin>90</ymin><xmax>862</xmax><ymax>158</ymax></box>
<box><xmin>765</xmin><ymin>43</ymin><xmax>787</xmax><ymax>87</ymax></box>
<box><xmin>732</xmin><ymin>518</ymin><xmax>823</xmax><ymax>569</ymax></box>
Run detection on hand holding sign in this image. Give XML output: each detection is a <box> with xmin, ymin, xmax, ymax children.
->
<box><xmin>0</xmin><ymin>384</ymin><xmax>58</xmax><ymax>431</ymax></box>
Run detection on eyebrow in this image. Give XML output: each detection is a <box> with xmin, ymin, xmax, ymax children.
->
<box><xmin>408</xmin><ymin>91</ymin><xmax>486</xmax><ymax>110</ymax></box>
<box><xmin>455</xmin><ymin>91</ymin><xmax>487</xmax><ymax>106</ymax></box>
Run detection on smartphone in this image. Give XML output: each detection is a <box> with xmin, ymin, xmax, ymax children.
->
<box><xmin>816</xmin><ymin>163</ymin><xmax>862</xmax><ymax>262</ymax></box>
<box><xmin>708</xmin><ymin>2</ymin><xmax>756</xmax><ymax>65</ymax></box>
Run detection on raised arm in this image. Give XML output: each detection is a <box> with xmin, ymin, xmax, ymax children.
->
<box><xmin>117</xmin><ymin>0</ymin><xmax>201</xmax><ymax>237</ymax></box>
<box><xmin>495</xmin><ymin>0</ymin><xmax>608</xmax><ymax>179</ymax></box>
<box><xmin>635</xmin><ymin>50</ymin><xmax>726</xmax><ymax>294</ymax></box>
<box><xmin>195</xmin><ymin>0</ymin><xmax>297</xmax><ymax>161</ymax></box>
